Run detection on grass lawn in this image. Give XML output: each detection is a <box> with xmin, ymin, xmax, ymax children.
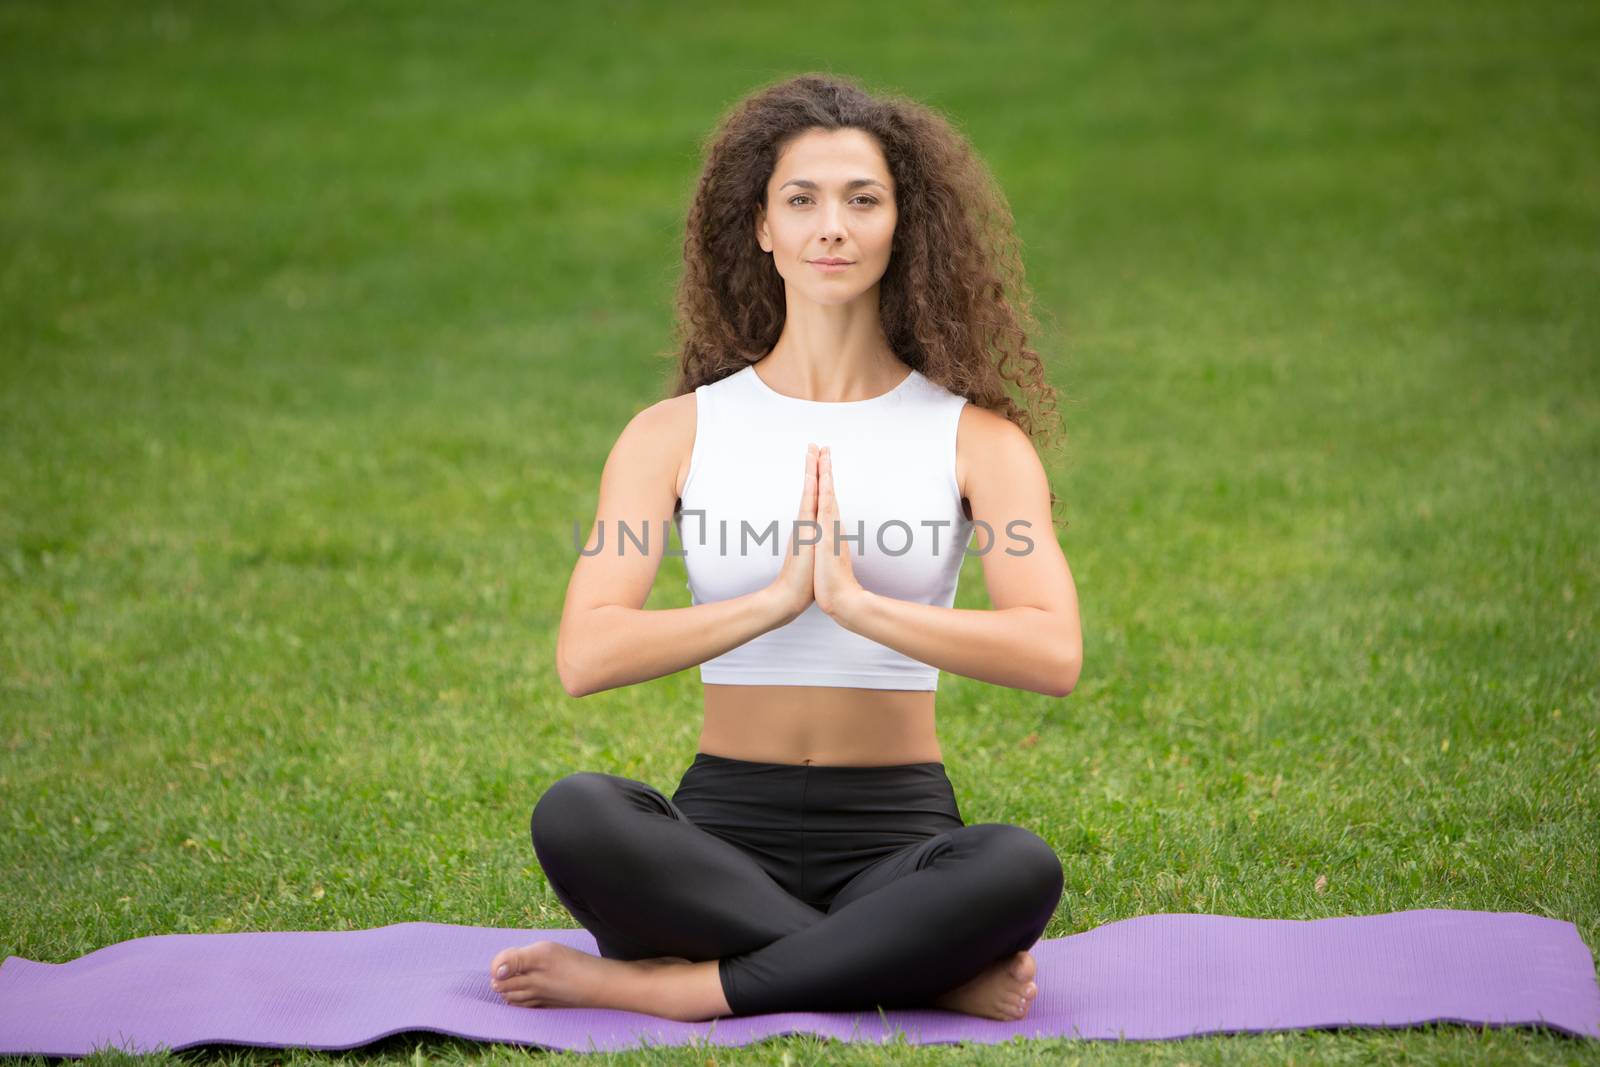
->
<box><xmin>2</xmin><ymin>1</ymin><xmax>1596</xmax><ymax>1063</ymax></box>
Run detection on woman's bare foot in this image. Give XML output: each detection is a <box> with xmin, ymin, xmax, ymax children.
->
<box><xmin>487</xmin><ymin>941</ymin><xmax>727</xmax><ymax>1020</ymax></box>
<box><xmin>931</xmin><ymin>950</ymin><xmax>1039</xmax><ymax>1020</ymax></box>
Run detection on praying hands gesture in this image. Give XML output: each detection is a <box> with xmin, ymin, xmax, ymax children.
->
<box><xmin>767</xmin><ymin>443</ymin><xmax>867</xmax><ymax>625</ymax></box>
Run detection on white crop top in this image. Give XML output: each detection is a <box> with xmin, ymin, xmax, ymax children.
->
<box><xmin>674</xmin><ymin>362</ymin><xmax>973</xmax><ymax>690</ymax></box>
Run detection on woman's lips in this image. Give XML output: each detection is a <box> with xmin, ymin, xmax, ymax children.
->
<box><xmin>809</xmin><ymin>259</ymin><xmax>854</xmax><ymax>273</ymax></box>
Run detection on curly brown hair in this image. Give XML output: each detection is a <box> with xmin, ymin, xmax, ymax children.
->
<box><xmin>660</xmin><ymin>71</ymin><xmax>1069</xmax><ymax>521</ymax></box>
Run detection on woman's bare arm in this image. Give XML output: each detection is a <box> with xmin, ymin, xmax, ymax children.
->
<box><xmin>828</xmin><ymin>405</ymin><xmax>1083</xmax><ymax>697</ymax></box>
<box><xmin>555</xmin><ymin>395</ymin><xmax>793</xmax><ymax>698</ymax></box>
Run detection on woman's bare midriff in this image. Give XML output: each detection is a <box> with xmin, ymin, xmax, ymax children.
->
<box><xmin>698</xmin><ymin>683</ymin><xmax>943</xmax><ymax>767</ymax></box>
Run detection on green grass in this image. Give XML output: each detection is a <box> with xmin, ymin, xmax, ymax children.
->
<box><xmin>2</xmin><ymin>0</ymin><xmax>1597</xmax><ymax>1063</ymax></box>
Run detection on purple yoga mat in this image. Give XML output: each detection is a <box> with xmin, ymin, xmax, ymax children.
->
<box><xmin>1</xmin><ymin>909</ymin><xmax>1595</xmax><ymax>1055</ymax></box>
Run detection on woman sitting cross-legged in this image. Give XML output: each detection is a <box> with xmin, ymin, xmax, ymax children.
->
<box><xmin>489</xmin><ymin>71</ymin><xmax>1082</xmax><ymax>1022</ymax></box>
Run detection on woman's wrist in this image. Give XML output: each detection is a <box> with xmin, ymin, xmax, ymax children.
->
<box><xmin>828</xmin><ymin>585</ymin><xmax>877</xmax><ymax>634</ymax></box>
<box><xmin>753</xmin><ymin>584</ymin><xmax>802</xmax><ymax>630</ymax></box>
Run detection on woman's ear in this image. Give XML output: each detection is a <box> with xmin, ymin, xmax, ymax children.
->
<box><xmin>755</xmin><ymin>207</ymin><xmax>771</xmax><ymax>254</ymax></box>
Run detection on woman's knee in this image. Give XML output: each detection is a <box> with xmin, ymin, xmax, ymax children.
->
<box><xmin>529</xmin><ymin>771</ymin><xmax>626</xmax><ymax>854</ymax></box>
<box><xmin>969</xmin><ymin>823</ymin><xmax>1065</xmax><ymax>915</ymax></box>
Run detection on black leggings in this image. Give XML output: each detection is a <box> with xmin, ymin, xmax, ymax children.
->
<box><xmin>529</xmin><ymin>751</ymin><xmax>1065</xmax><ymax>1016</ymax></box>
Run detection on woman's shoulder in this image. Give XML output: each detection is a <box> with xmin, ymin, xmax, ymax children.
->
<box><xmin>619</xmin><ymin>368</ymin><xmax>748</xmax><ymax>503</ymax></box>
<box><xmin>954</xmin><ymin>400</ymin><xmax>1033</xmax><ymax>505</ymax></box>
<box><xmin>622</xmin><ymin>391</ymin><xmax>699</xmax><ymax>503</ymax></box>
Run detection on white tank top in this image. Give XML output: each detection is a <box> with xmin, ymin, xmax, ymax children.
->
<box><xmin>674</xmin><ymin>363</ymin><xmax>973</xmax><ymax>690</ymax></box>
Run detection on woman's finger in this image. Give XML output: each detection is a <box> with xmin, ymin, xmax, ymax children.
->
<box><xmin>798</xmin><ymin>443</ymin><xmax>818</xmax><ymax>519</ymax></box>
<box><xmin>820</xmin><ymin>446</ymin><xmax>834</xmax><ymax>516</ymax></box>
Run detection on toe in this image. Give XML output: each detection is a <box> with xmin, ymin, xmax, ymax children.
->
<box><xmin>491</xmin><ymin>946</ymin><xmax>524</xmax><ymax>979</ymax></box>
<box><xmin>493</xmin><ymin>943</ymin><xmax>549</xmax><ymax>985</ymax></box>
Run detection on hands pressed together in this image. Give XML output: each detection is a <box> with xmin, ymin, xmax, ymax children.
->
<box><xmin>767</xmin><ymin>444</ymin><xmax>868</xmax><ymax>625</ymax></box>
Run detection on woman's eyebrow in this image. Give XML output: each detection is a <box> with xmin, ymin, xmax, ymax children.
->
<box><xmin>778</xmin><ymin>178</ymin><xmax>889</xmax><ymax>191</ymax></box>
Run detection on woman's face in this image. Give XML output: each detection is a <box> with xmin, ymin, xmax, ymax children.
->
<box><xmin>757</xmin><ymin>126</ymin><xmax>897</xmax><ymax>306</ymax></box>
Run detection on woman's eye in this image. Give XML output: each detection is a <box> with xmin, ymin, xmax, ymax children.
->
<box><xmin>787</xmin><ymin>195</ymin><xmax>879</xmax><ymax>207</ymax></box>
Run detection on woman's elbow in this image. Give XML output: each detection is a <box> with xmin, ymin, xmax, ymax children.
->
<box><xmin>1046</xmin><ymin>638</ymin><xmax>1082</xmax><ymax>699</ymax></box>
<box><xmin>558</xmin><ymin>664</ymin><xmax>592</xmax><ymax>699</ymax></box>
<box><xmin>555</xmin><ymin>629</ymin><xmax>594</xmax><ymax>698</ymax></box>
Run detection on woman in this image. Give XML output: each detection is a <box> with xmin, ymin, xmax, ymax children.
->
<box><xmin>489</xmin><ymin>73</ymin><xmax>1081</xmax><ymax>1022</ymax></box>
